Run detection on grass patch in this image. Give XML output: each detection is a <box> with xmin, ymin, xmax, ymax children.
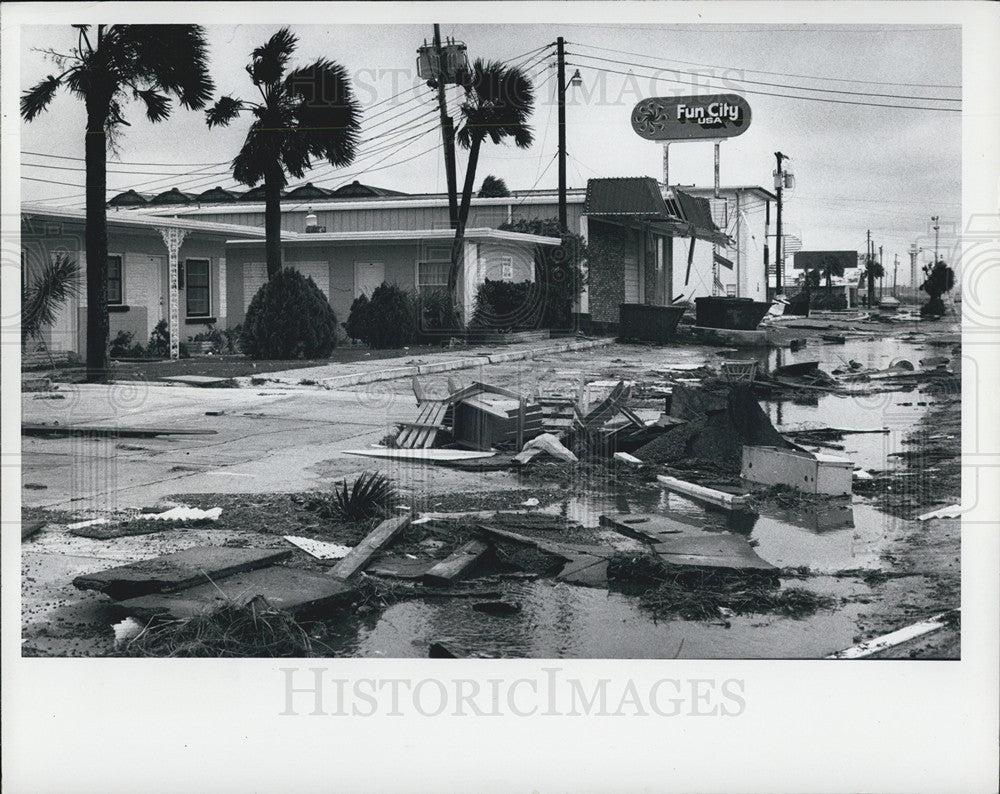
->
<box><xmin>118</xmin><ymin>596</ymin><xmax>313</xmax><ymax>657</ymax></box>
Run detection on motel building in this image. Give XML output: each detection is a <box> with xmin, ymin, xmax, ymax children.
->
<box><xmin>21</xmin><ymin>176</ymin><xmax>774</xmax><ymax>356</ymax></box>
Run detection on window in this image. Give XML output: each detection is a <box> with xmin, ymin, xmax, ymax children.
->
<box><xmin>417</xmin><ymin>260</ymin><xmax>449</xmax><ymax>297</ymax></box>
<box><xmin>107</xmin><ymin>255</ymin><xmax>123</xmax><ymax>305</ymax></box>
<box><xmin>185</xmin><ymin>259</ymin><xmax>210</xmax><ymax>317</ymax></box>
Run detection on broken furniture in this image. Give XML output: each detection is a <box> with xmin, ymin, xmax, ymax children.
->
<box><xmin>741</xmin><ymin>446</ymin><xmax>853</xmax><ymax>496</ymax></box>
<box><xmin>396</xmin><ymin>378</ymin><xmax>542</xmax><ymax>452</ymax></box>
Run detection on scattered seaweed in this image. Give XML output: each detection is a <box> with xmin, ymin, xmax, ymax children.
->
<box><xmin>117</xmin><ymin>596</ymin><xmax>313</xmax><ymax>657</ymax></box>
<box><xmin>640</xmin><ymin>578</ymin><xmax>835</xmax><ymax>621</ymax></box>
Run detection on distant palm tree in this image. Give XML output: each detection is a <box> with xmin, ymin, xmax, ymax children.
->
<box><xmin>448</xmin><ymin>60</ymin><xmax>534</xmax><ymax>300</ymax></box>
<box><xmin>206</xmin><ymin>27</ymin><xmax>361</xmax><ymax>279</ymax></box>
<box><xmin>21</xmin><ymin>25</ymin><xmax>214</xmax><ymax>380</ymax></box>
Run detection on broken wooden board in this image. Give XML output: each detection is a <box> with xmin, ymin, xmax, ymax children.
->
<box><xmin>73</xmin><ymin>546</ymin><xmax>292</xmax><ymax>600</ymax></box>
<box><xmin>599</xmin><ymin>513</ymin><xmax>696</xmax><ymax>543</ymax></box>
<box><xmin>160</xmin><ymin>375</ymin><xmax>234</xmax><ymax>388</ymax></box>
<box><xmin>656</xmin><ymin>475</ymin><xmax>751</xmax><ymax>509</ymax></box>
<box><xmin>556</xmin><ymin>554</ymin><xmax>609</xmax><ymax>587</ymax></box>
<box><xmin>328</xmin><ymin>516</ymin><xmax>411</xmax><ymax>580</ymax></box>
<box><xmin>115</xmin><ymin>566</ymin><xmax>355</xmax><ymax>619</ymax></box>
<box><xmin>422</xmin><ymin>540</ymin><xmax>490</xmax><ymax>587</ymax></box>
<box><xmin>472</xmin><ymin>524</ymin><xmax>616</xmax><ymax>560</ymax></box>
<box><xmin>651</xmin><ymin>533</ymin><xmax>776</xmax><ymax>572</ymax></box>
<box><xmin>365</xmin><ymin>555</ymin><xmax>436</xmax><ymax>579</ymax></box>
<box><xmin>23</xmin><ymin>423</ymin><xmax>217</xmax><ymax>439</ymax></box>
<box><xmin>343</xmin><ymin>448</ymin><xmax>496</xmax><ymax>463</ymax></box>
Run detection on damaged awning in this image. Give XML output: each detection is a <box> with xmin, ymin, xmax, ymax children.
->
<box><xmin>584</xmin><ymin>177</ymin><xmax>730</xmax><ymax>245</ymax></box>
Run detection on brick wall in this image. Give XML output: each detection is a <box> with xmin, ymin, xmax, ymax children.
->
<box><xmin>587</xmin><ymin>220</ymin><xmax>630</xmax><ymax>324</ymax></box>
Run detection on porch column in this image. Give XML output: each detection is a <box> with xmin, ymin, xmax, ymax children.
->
<box><xmin>157</xmin><ymin>227</ymin><xmax>188</xmax><ymax>359</ymax></box>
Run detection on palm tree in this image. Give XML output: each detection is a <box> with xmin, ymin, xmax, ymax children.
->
<box><xmin>20</xmin><ymin>25</ymin><xmax>214</xmax><ymax>380</ymax></box>
<box><xmin>22</xmin><ymin>254</ymin><xmax>83</xmax><ymax>368</ymax></box>
<box><xmin>205</xmin><ymin>27</ymin><xmax>361</xmax><ymax>279</ymax></box>
<box><xmin>448</xmin><ymin>60</ymin><xmax>534</xmax><ymax>301</ymax></box>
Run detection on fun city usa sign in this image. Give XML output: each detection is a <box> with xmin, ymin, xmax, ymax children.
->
<box><xmin>631</xmin><ymin>94</ymin><xmax>752</xmax><ymax>142</ymax></box>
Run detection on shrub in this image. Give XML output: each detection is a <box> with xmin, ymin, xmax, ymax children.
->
<box><xmin>240</xmin><ymin>268</ymin><xmax>338</xmax><ymax>359</ymax></box>
<box><xmin>344</xmin><ymin>293</ymin><xmax>373</xmax><ymax>343</ymax></box>
<box><xmin>109</xmin><ymin>330</ymin><xmax>135</xmax><ymax>358</ymax></box>
<box><xmin>471</xmin><ymin>279</ymin><xmax>540</xmax><ymax>330</ymax></box>
<box><xmin>364</xmin><ymin>282</ymin><xmax>416</xmax><ymax>349</ymax></box>
<box><xmin>222</xmin><ymin>324</ymin><xmax>242</xmax><ymax>354</ymax></box>
<box><xmin>500</xmin><ymin>217</ymin><xmax>587</xmax><ymax>330</ymax></box>
<box><xmin>330</xmin><ymin>471</ymin><xmax>399</xmax><ymax>521</ymax></box>
<box><xmin>414</xmin><ymin>288</ymin><xmax>462</xmax><ymax>343</ymax></box>
<box><xmin>190</xmin><ymin>327</ymin><xmax>225</xmax><ymax>352</ymax></box>
<box><xmin>148</xmin><ymin>320</ymin><xmax>171</xmax><ymax>358</ymax></box>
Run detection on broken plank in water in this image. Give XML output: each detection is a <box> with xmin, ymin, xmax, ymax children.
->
<box><xmin>599</xmin><ymin>513</ymin><xmax>695</xmax><ymax>543</ymax></box>
<box><xmin>472</xmin><ymin>524</ymin><xmax>614</xmax><ymax>560</ymax></box>
<box><xmin>22</xmin><ymin>423</ymin><xmax>217</xmax><ymax>439</ymax></box>
<box><xmin>652</xmin><ymin>533</ymin><xmax>776</xmax><ymax>572</ymax></box>
<box><xmin>422</xmin><ymin>540</ymin><xmax>490</xmax><ymax>587</ymax></box>
<box><xmin>328</xmin><ymin>516</ymin><xmax>411</xmax><ymax>580</ymax></box>
<box><xmin>115</xmin><ymin>566</ymin><xmax>355</xmax><ymax>619</ymax></box>
<box><xmin>73</xmin><ymin>546</ymin><xmax>292</xmax><ymax>600</ymax></box>
<box><xmin>656</xmin><ymin>475</ymin><xmax>750</xmax><ymax>510</ymax></box>
<box><xmin>556</xmin><ymin>554</ymin><xmax>609</xmax><ymax>587</ymax></box>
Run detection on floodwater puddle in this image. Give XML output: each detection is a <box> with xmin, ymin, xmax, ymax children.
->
<box><xmin>316</xmin><ymin>333</ymin><xmax>942</xmax><ymax>659</ymax></box>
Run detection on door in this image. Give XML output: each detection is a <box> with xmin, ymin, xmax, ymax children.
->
<box><xmin>354</xmin><ymin>261</ymin><xmax>385</xmax><ymax>298</ymax></box>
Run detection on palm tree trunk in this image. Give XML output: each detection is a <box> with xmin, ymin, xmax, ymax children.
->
<box><xmin>264</xmin><ymin>165</ymin><xmax>283</xmax><ymax>280</ymax></box>
<box><xmin>448</xmin><ymin>135</ymin><xmax>483</xmax><ymax>308</ymax></box>
<box><xmin>84</xmin><ymin>95</ymin><xmax>110</xmax><ymax>381</ymax></box>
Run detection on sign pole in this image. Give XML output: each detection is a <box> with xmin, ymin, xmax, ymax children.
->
<box><xmin>712</xmin><ymin>141</ymin><xmax>720</xmax><ymax>296</ymax></box>
<box><xmin>662</xmin><ymin>142</ymin><xmax>670</xmax><ymax>186</ymax></box>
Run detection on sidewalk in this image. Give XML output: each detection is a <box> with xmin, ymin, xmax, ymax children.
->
<box><xmin>238</xmin><ymin>337</ymin><xmax>613</xmax><ymax>389</ymax></box>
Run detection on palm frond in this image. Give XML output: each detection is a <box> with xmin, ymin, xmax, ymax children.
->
<box><xmin>206</xmin><ymin>95</ymin><xmax>245</xmax><ymax>128</ymax></box>
<box><xmin>249</xmin><ymin>27</ymin><xmax>298</xmax><ymax>86</ymax></box>
<box><xmin>135</xmin><ymin>88</ymin><xmax>171</xmax><ymax>122</ymax></box>
<box><xmin>282</xmin><ymin>58</ymin><xmax>362</xmax><ymax>175</ymax></box>
<box><xmin>21</xmin><ymin>74</ymin><xmax>64</xmax><ymax>121</ymax></box>
<box><xmin>457</xmin><ymin>59</ymin><xmax>534</xmax><ymax>151</ymax></box>
<box><xmin>108</xmin><ymin>25</ymin><xmax>215</xmax><ymax>110</ymax></box>
<box><xmin>22</xmin><ymin>253</ymin><xmax>82</xmax><ymax>342</ymax></box>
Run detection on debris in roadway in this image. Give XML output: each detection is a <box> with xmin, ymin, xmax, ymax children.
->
<box><xmin>328</xmin><ymin>516</ymin><xmax>411</xmax><ymax>581</ymax></box>
<box><xmin>656</xmin><ymin>475</ymin><xmax>751</xmax><ymax>509</ymax></box>
<box><xmin>422</xmin><ymin>540</ymin><xmax>491</xmax><ymax>587</ymax></box>
<box><xmin>283</xmin><ymin>535</ymin><xmax>352</xmax><ymax>560</ymax></box>
<box><xmin>741</xmin><ymin>446</ymin><xmax>854</xmax><ymax>496</ymax></box>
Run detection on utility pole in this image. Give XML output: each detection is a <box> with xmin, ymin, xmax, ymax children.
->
<box><xmin>879</xmin><ymin>245</ymin><xmax>884</xmax><ymax>298</ymax></box>
<box><xmin>931</xmin><ymin>215</ymin><xmax>940</xmax><ymax>264</ymax></box>
<box><xmin>556</xmin><ymin>37</ymin><xmax>568</xmax><ymax>233</ymax></box>
<box><xmin>893</xmin><ymin>253</ymin><xmax>899</xmax><ymax>295</ymax></box>
<box><xmin>866</xmin><ymin>229</ymin><xmax>874</xmax><ymax>308</ymax></box>
<box><xmin>712</xmin><ymin>142</ymin><xmax>721</xmax><ymax>296</ymax></box>
<box><xmin>774</xmin><ymin>152</ymin><xmax>786</xmax><ymax>295</ymax></box>
<box><xmin>434</xmin><ymin>24</ymin><xmax>459</xmax><ymax>228</ymax></box>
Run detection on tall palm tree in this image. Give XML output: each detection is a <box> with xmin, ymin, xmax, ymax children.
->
<box><xmin>205</xmin><ymin>27</ymin><xmax>361</xmax><ymax>279</ymax></box>
<box><xmin>448</xmin><ymin>60</ymin><xmax>534</xmax><ymax>301</ymax></box>
<box><xmin>21</xmin><ymin>25</ymin><xmax>214</xmax><ymax>380</ymax></box>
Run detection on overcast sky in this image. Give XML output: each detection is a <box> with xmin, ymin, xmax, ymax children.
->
<box><xmin>19</xmin><ymin>22</ymin><xmax>961</xmax><ymax>283</ymax></box>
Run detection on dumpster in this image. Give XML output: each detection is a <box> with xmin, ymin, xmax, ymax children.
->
<box><xmin>695</xmin><ymin>297</ymin><xmax>772</xmax><ymax>330</ymax></box>
<box><xmin>618</xmin><ymin>303</ymin><xmax>687</xmax><ymax>342</ymax></box>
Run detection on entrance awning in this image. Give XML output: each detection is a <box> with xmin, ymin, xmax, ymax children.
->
<box><xmin>584</xmin><ymin>177</ymin><xmax>730</xmax><ymax>245</ymax></box>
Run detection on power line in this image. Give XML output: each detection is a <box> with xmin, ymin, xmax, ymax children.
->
<box><xmin>567</xmin><ymin>40</ymin><xmax>960</xmax><ymax>91</ymax></box>
<box><xmin>566</xmin><ymin>50</ymin><xmax>960</xmax><ymax>104</ymax></box>
<box><xmin>565</xmin><ymin>57</ymin><xmax>962</xmax><ymax>112</ymax></box>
